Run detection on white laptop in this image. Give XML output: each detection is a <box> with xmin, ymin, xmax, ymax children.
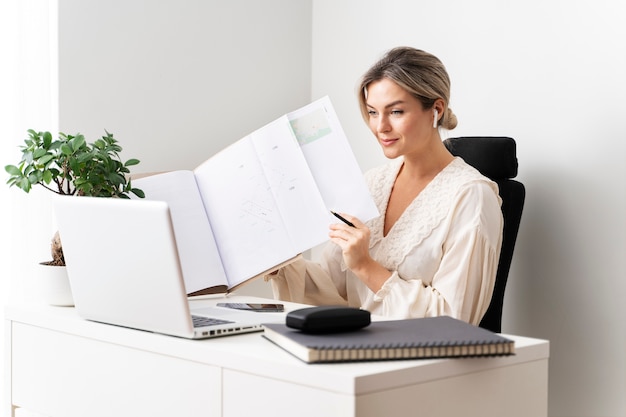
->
<box><xmin>53</xmin><ymin>196</ymin><xmax>282</xmax><ymax>339</ymax></box>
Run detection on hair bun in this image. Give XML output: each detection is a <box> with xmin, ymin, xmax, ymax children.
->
<box><xmin>443</xmin><ymin>108</ymin><xmax>458</xmax><ymax>130</ymax></box>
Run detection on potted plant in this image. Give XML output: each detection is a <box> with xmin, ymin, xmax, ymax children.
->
<box><xmin>5</xmin><ymin>129</ymin><xmax>144</xmax><ymax>305</ymax></box>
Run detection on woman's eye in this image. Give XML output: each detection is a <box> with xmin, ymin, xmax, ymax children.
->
<box><xmin>390</xmin><ymin>109</ymin><xmax>404</xmax><ymax>116</ymax></box>
<box><xmin>368</xmin><ymin>110</ymin><xmax>378</xmax><ymax>117</ymax></box>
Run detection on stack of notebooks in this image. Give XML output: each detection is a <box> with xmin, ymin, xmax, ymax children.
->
<box><xmin>262</xmin><ymin>316</ymin><xmax>515</xmax><ymax>364</ymax></box>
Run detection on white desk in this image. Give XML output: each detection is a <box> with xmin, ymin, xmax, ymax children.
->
<box><xmin>5</xmin><ymin>296</ymin><xmax>549</xmax><ymax>417</ymax></box>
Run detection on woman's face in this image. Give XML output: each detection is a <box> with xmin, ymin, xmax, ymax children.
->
<box><xmin>365</xmin><ymin>78</ymin><xmax>437</xmax><ymax>160</ymax></box>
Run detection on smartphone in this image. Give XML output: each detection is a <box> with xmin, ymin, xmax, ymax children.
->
<box><xmin>216</xmin><ymin>302</ymin><xmax>285</xmax><ymax>312</ymax></box>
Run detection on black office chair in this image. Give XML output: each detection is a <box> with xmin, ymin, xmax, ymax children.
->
<box><xmin>443</xmin><ymin>136</ymin><xmax>525</xmax><ymax>333</ymax></box>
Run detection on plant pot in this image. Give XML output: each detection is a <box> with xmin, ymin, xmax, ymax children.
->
<box><xmin>39</xmin><ymin>263</ymin><xmax>74</xmax><ymax>306</ymax></box>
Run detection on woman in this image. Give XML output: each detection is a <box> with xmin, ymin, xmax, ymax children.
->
<box><xmin>268</xmin><ymin>47</ymin><xmax>503</xmax><ymax>325</ymax></box>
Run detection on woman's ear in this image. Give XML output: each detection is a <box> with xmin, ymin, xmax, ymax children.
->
<box><xmin>433</xmin><ymin>99</ymin><xmax>445</xmax><ymax>127</ymax></box>
<box><xmin>433</xmin><ymin>99</ymin><xmax>445</xmax><ymax>118</ymax></box>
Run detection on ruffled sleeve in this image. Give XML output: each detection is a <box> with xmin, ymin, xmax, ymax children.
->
<box><xmin>267</xmin><ymin>252</ymin><xmax>349</xmax><ymax>306</ymax></box>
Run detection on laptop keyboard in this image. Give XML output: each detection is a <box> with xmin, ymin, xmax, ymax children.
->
<box><xmin>192</xmin><ymin>315</ymin><xmax>234</xmax><ymax>328</ymax></box>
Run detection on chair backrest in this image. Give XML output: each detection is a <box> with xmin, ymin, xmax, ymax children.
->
<box><xmin>443</xmin><ymin>136</ymin><xmax>525</xmax><ymax>333</ymax></box>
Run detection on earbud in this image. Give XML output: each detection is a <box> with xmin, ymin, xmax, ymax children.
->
<box><xmin>433</xmin><ymin>109</ymin><xmax>439</xmax><ymax>129</ymax></box>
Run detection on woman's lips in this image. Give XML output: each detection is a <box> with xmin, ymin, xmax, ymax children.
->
<box><xmin>379</xmin><ymin>137</ymin><xmax>398</xmax><ymax>146</ymax></box>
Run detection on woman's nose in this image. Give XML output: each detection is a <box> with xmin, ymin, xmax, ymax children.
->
<box><xmin>377</xmin><ymin>116</ymin><xmax>391</xmax><ymax>133</ymax></box>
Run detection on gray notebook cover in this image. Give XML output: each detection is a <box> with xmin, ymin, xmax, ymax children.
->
<box><xmin>263</xmin><ymin>315</ymin><xmax>515</xmax><ymax>363</ymax></box>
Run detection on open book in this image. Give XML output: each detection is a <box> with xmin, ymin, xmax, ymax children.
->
<box><xmin>134</xmin><ymin>96</ymin><xmax>379</xmax><ymax>295</ymax></box>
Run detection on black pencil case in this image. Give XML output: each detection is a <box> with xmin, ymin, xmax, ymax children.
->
<box><xmin>286</xmin><ymin>306</ymin><xmax>371</xmax><ymax>334</ymax></box>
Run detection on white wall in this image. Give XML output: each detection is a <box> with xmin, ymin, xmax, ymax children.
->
<box><xmin>57</xmin><ymin>0</ymin><xmax>313</xmax><ymax>173</ymax></box>
<box><xmin>0</xmin><ymin>0</ymin><xmax>18</xmax><ymax>409</ymax></box>
<box><xmin>312</xmin><ymin>1</ymin><xmax>626</xmax><ymax>416</ymax></box>
<box><xmin>0</xmin><ymin>0</ymin><xmax>18</xmax><ymax>316</ymax></box>
<box><xmin>0</xmin><ymin>0</ymin><xmax>60</xmax><ymax>297</ymax></box>
<box><xmin>1</xmin><ymin>0</ymin><xmax>61</xmax><ymax>411</ymax></box>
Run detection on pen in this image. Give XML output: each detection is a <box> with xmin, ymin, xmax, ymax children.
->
<box><xmin>331</xmin><ymin>211</ymin><xmax>356</xmax><ymax>228</ymax></box>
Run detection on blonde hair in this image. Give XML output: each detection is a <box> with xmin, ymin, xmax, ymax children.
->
<box><xmin>358</xmin><ymin>47</ymin><xmax>457</xmax><ymax>130</ymax></box>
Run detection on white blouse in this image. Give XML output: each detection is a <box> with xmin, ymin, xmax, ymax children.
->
<box><xmin>269</xmin><ymin>157</ymin><xmax>503</xmax><ymax>325</ymax></box>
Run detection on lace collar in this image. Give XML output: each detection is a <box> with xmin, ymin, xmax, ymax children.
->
<box><xmin>365</xmin><ymin>157</ymin><xmax>485</xmax><ymax>269</ymax></box>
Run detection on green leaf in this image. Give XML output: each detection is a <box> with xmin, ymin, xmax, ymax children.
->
<box><xmin>42</xmin><ymin>131</ymin><xmax>53</xmax><ymax>147</ymax></box>
<box><xmin>17</xmin><ymin>177</ymin><xmax>32</xmax><ymax>192</ymax></box>
<box><xmin>38</xmin><ymin>154</ymin><xmax>54</xmax><ymax>165</ymax></box>
<box><xmin>5</xmin><ymin>165</ymin><xmax>22</xmax><ymax>176</ymax></box>
<box><xmin>124</xmin><ymin>158</ymin><xmax>140</xmax><ymax>167</ymax></box>
<box><xmin>31</xmin><ymin>171</ymin><xmax>44</xmax><ymax>183</ymax></box>
<box><xmin>76</xmin><ymin>152</ymin><xmax>93</xmax><ymax>164</ymax></box>
<box><xmin>131</xmin><ymin>188</ymin><xmax>145</xmax><ymax>198</ymax></box>
<box><xmin>73</xmin><ymin>177</ymin><xmax>86</xmax><ymax>186</ymax></box>
<box><xmin>27</xmin><ymin>172</ymin><xmax>39</xmax><ymax>183</ymax></box>
<box><xmin>60</xmin><ymin>144</ymin><xmax>73</xmax><ymax>156</ymax></box>
<box><xmin>32</xmin><ymin>148</ymin><xmax>47</xmax><ymax>159</ymax></box>
<box><xmin>77</xmin><ymin>182</ymin><xmax>93</xmax><ymax>194</ymax></box>
<box><xmin>70</xmin><ymin>134</ymin><xmax>86</xmax><ymax>151</ymax></box>
<box><xmin>108</xmin><ymin>173</ymin><xmax>124</xmax><ymax>185</ymax></box>
<box><xmin>42</xmin><ymin>170</ymin><xmax>53</xmax><ymax>184</ymax></box>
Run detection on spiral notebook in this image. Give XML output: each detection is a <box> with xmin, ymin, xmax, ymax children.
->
<box><xmin>262</xmin><ymin>315</ymin><xmax>515</xmax><ymax>363</ymax></box>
